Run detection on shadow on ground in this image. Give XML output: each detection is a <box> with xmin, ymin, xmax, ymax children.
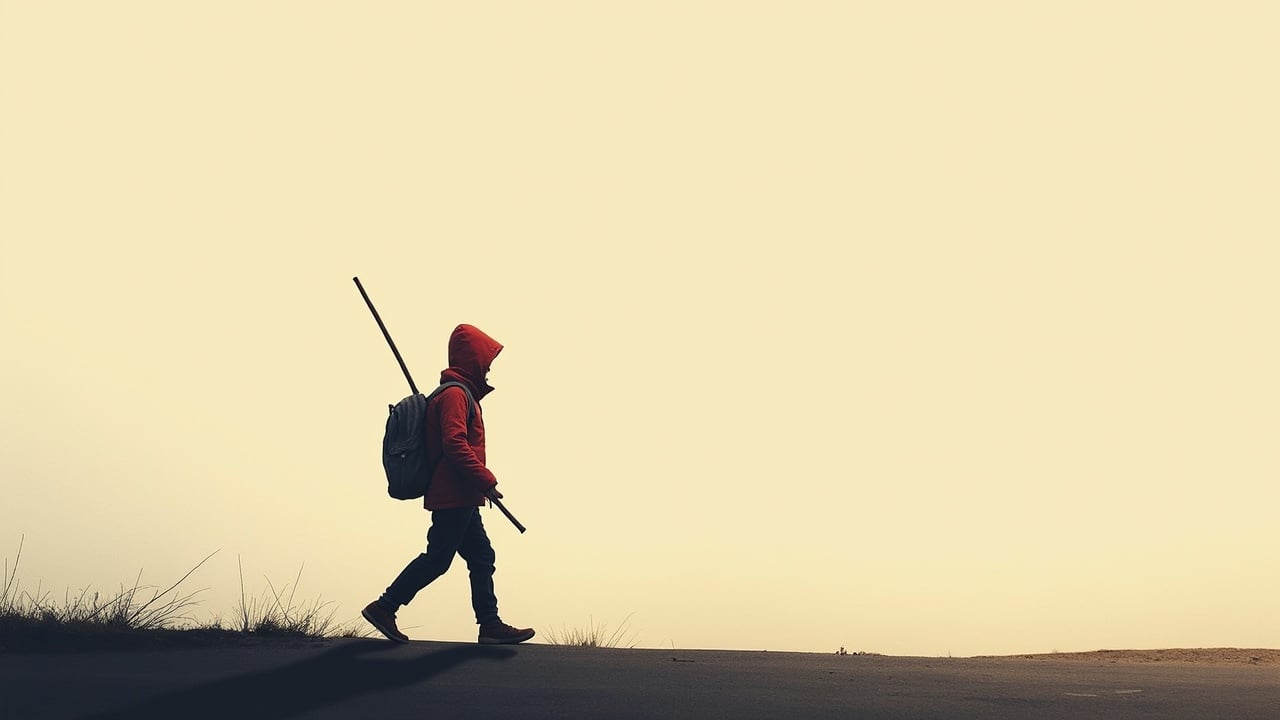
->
<box><xmin>83</xmin><ymin>640</ymin><xmax>516</xmax><ymax>720</ymax></box>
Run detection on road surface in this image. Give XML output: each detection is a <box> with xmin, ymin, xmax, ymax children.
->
<box><xmin>3</xmin><ymin>639</ymin><xmax>1276</xmax><ymax>719</ymax></box>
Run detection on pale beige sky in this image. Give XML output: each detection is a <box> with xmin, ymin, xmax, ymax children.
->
<box><xmin>2</xmin><ymin>2</ymin><xmax>1276</xmax><ymax>655</ymax></box>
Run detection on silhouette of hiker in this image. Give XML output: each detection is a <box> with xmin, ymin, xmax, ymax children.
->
<box><xmin>363</xmin><ymin>324</ymin><xmax>534</xmax><ymax>645</ymax></box>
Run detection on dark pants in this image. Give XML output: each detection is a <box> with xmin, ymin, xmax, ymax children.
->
<box><xmin>380</xmin><ymin>507</ymin><xmax>500</xmax><ymax>625</ymax></box>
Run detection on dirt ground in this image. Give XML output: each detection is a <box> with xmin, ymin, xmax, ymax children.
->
<box><xmin>986</xmin><ymin>648</ymin><xmax>1280</xmax><ymax>665</ymax></box>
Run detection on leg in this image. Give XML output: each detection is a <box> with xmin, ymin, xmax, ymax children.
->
<box><xmin>381</xmin><ymin>507</ymin><xmax>475</xmax><ymax>608</ymax></box>
<box><xmin>456</xmin><ymin>512</ymin><xmax>533</xmax><ymax>644</ymax></box>
<box><xmin>455</xmin><ymin>510</ymin><xmax>500</xmax><ymax>625</ymax></box>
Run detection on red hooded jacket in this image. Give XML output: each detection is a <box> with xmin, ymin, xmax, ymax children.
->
<box><xmin>422</xmin><ymin>324</ymin><xmax>502</xmax><ymax>510</ymax></box>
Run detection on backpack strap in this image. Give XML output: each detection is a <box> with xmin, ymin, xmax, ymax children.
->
<box><xmin>427</xmin><ymin>381</ymin><xmax>476</xmax><ymax>428</ymax></box>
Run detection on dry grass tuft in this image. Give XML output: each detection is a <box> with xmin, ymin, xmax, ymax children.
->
<box><xmin>1</xmin><ymin>536</ymin><xmax>369</xmax><ymax>652</ymax></box>
<box><xmin>543</xmin><ymin>613</ymin><xmax>638</xmax><ymax>648</ymax></box>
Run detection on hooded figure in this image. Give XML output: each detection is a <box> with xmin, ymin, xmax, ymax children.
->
<box><xmin>423</xmin><ymin>324</ymin><xmax>503</xmax><ymax>510</ymax></box>
<box><xmin>363</xmin><ymin>323</ymin><xmax>534</xmax><ymax>646</ymax></box>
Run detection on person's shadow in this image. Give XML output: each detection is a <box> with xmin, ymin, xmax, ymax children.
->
<box><xmin>82</xmin><ymin>640</ymin><xmax>518</xmax><ymax>719</ymax></box>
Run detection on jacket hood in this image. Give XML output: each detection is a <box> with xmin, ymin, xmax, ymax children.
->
<box><xmin>440</xmin><ymin>323</ymin><xmax>503</xmax><ymax>399</ymax></box>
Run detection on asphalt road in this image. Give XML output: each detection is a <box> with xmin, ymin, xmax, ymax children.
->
<box><xmin>3</xmin><ymin>639</ymin><xmax>1277</xmax><ymax>719</ymax></box>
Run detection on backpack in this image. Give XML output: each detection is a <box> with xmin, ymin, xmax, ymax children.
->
<box><xmin>381</xmin><ymin>382</ymin><xmax>475</xmax><ymax>500</ymax></box>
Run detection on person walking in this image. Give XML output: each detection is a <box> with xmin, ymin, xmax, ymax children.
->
<box><xmin>362</xmin><ymin>323</ymin><xmax>534</xmax><ymax>645</ymax></box>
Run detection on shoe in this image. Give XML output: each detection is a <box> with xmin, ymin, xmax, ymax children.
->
<box><xmin>478</xmin><ymin>621</ymin><xmax>535</xmax><ymax>645</ymax></box>
<box><xmin>362</xmin><ymin>601</ymin><xmax>409</xmax><ymax>643</ymax></box>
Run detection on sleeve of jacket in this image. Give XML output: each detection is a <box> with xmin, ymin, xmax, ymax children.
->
<box><xmin>436</xmin><ymin>388</ymin><xmax>498</xmax><ymax>490</ymax></box>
